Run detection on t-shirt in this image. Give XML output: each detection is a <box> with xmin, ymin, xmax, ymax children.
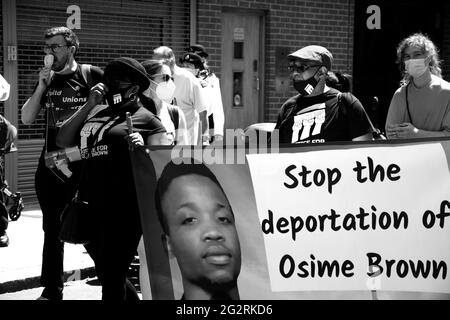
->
<box><xmin>38</xmin><ymin>64</ymin><xmax>103</xmax><ymax>151</ymax></box>
<box><xmin>173</xmin><ymin>66</ymin><xmax>208</xmax><ymax>144</ymax></box>
<box><xmin>275</xmin><ymin>88</ymin><xmax>372</xmax><ymax>144</ymax></box>
<box><xmin>385</xmin><ymin>75</ymin><xmax>450</xmax><ymax>132</ymax></box>
<box><xmin>79</xmin><ymin>102</ymin><xmax>166</xmax><ymax>223</ymax></box>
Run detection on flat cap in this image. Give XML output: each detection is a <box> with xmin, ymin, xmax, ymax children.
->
<box><xmin>288</xmin><ymin>45</ymin><xmax>333</xmax><ymax>70</ymax></box>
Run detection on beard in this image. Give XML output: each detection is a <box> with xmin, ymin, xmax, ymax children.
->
<box><xmin>53</xmin><ymin>55</ymin><xmax>69</xmax><ymax>72</ymax></box>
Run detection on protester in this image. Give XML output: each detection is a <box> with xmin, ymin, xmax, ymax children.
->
<box><xmin>274</xmin><ymin>45</ymin><xmax>373</xmax><ymax>144</ymax></box>
<box><xmin>0</xmin><ymin>74</ymin><xmax>18</xmax><ymax>248</ymax></box>
<box><xmin>21</xmin><ymin>26</ymin><xmax>103</xmax><ymax>300</ymax></box>
<box><xmin>153</xmin><ymin>46</ymin><xmax>209</xmax><ymax>145</ymax></box>
<box><xmin>56</xmin><ymin>57</ymin><xmax>170</xmax><ymax>300</ymax></box>
<box><xmin>187</xmin><ymin>44</ymin><xmax>225</xmax><ymax>144</ymax></box>
<box><xmin>140</xmin><ymin>59</ymin><xmax>188</xmax><ymax>145</ymax></box>
<box><xmin>154</xmin><ymin>161</ymin><xmax>242</xmax><ymax>300</ymax></box>
<box><xmin>385</xmin><ymin>33</ymin><xmax>450</xmax><ymax>139</ymax></box>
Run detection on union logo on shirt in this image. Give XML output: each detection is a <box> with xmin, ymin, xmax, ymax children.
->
<box><xmin>291</xmin><ymin>103</ymin><xmax>326</xmax><ymax>143</ymax></box>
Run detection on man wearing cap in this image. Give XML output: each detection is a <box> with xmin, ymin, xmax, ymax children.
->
<box><xmin>153</xmin><ymin>46</ymin><xmax>209</xmax><ymax>145</ymax></box>
<box><xmin>275</xmin><ymin>45</ymin><xmax>373</xmax><ymax>144</ymax></box>
<box><xmin>21</xmin><ymin>26</ymin><xmax>103</xmax><ymax>300</ymax></box>
<box><xmin>187</xmin><ymin>44</ymin><xmax>225</xmax><ymax>144</ymax></box>
<box><xmin>57</xmin><ymin>57</ymin><xmax>170</xmax><ymax>300</ymax></box>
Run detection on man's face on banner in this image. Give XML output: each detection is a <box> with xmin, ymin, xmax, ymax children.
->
<box><xmin>162</xmin><ymin>174</ymin><xmax>242</xmax><ymax>289</ymax></box>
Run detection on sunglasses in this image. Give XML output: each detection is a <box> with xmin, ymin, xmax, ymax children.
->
<box><xmin>151</xmin><ymin>74</ymin><xmax>174</xmax><ymax>82</ymax></box>
<box><xmin>288</xmin><ymin>64</ymin><xmax>322</xmax><ymax>73</ymax></box>
<box><xmin>43</xmin><ymin>44</ymin><xmax>69</xmax><ymax>53</ymax></box>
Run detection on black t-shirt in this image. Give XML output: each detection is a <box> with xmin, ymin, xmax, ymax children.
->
<box><xmin>275</xmin><ymin>88</ymin><xmax>372</xmax><ymax>144</ymax></box>
<box><xmin>38</xmin><ymin>64</ymin><xmax>103</xmax><ymax>151</ymax></box>
<box><xmin>79</xmin><ymin>102</ymin><xmax>166</xmax><ymax>222</ymax></box>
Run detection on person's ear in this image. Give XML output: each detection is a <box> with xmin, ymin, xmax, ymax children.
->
<box><xmin>161</xmin><ymin>233</ymin><xmax>175</xmax><ymax>259</ymax></box>
<box><xmin>68</xmin><ymin>45</ymin><xmax>76</xmax><ymax>56</ymax></box>
<box><xmin>126</xmin><ymin>85</ymin><xmax>139</xmax><ymax>99</ymax></box>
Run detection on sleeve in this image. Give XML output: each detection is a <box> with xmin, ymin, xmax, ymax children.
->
<box><xmin>137</xmin><ymin>112</ymin><xmax>167</xmax><ymax>141</ymax></box>
<box><xmin>211</xmin><ymin>76</ymin><xmax>225</xmax><ymax>136</ymax></box>
<box><xmin>175</xmin><ymin>106</ymin><xmax>189</xmax><ymax>145</ymax></box>
<box><xmin>385</xmin><ymin>87</ymin><xmax>407</xmax><ymax>132</ymax></box>
<box><xmin>90</xmin><ymin>66</ymin><xmax>104</xmax><ymax>85</ymax></box>
<box><xmin>343</xmin><ymin>93</ymin><xmax>373</xmax><ymax>139</ymax></box>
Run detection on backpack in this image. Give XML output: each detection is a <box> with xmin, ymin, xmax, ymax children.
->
<box><xmin>0</xmin><ymin>115</ymin><xmax>17</xmax><ymax>154</ymax></box>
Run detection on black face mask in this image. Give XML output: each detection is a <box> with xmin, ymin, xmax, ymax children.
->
<box><xmin>293</xmin><ymin>69</ymin><xmax>320</xmax><ymax>96</ymax></box>
<box><xmin>105</xmin><ymin>84</ymin><xmax>137</xmax><ymax>109</ymax></box>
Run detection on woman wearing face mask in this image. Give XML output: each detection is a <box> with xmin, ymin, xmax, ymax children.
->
<box><xmin>139</xmin><ymin>59</ymin><xmax>189</xmax><ymax>145</ymax></box>
<box><xmin>386</xmin><ymin>33</ymin><xmax>450</xmax><ymax>140</ymax></box>
<box><xmin>56</xmin><ymin>57</ymin><xmax>171</xmax><ymax>300</ymax></box>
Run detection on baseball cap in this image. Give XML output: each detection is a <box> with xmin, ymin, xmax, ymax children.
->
<box><xmin>180</xmin><ymin>52</ymin><xmax>205</xmax><ymax>70</ymax></box>
<box><xmin>104</xmin><ymin>57</ymin><xmax>150</xmax><ymax>92</ymax></box>
<box><xmin>288</xmin><ymin>45</ymin><xmax>333</xmax><ymax>71</ymax></box>
<box><xmin>187</xmin><ymin>44</ymin><xmax>209</xmax><ymax>58</ymax></box>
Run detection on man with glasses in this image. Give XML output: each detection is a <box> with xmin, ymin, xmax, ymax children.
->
<box><xmin>21</xmin><ymin>26</ymin><xmax>103</xmax><ymax>300</ymax></box>
<box><xmin>275</xmin><ymin>45</ymin><xmax>373</xmax><ymax>144</ymax></box>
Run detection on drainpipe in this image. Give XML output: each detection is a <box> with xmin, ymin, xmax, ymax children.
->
<box><xmin>190</xmin><ymin>0</ymin><xmax>197</xmax><ymax>45</ymax></box>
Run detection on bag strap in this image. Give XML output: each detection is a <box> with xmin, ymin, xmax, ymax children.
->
<box><xmin>168</xmin><ymin>105</ymin><xmax>179</xmax><ymax>131</ymax></box>
<box><xmin>405</xmin><ymin>83</ymin><xmax>413</xmax><ymax>123</ymax></box>
<box><xmin>80</xmin><ymin>64</ymin><xmax>93</xmax><ymax>88</ymax></box>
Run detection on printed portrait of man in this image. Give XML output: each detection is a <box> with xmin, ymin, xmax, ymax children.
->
<box><xmin>154</xmin><ymin>160</ymin><xmax>242</xmax><ymax>300</ymax></box>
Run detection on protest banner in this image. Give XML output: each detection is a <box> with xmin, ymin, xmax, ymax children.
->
<box><xmin>130</xmin><ymin>139</ymin><xmax>450</xmax><ymax>300</ymax></box>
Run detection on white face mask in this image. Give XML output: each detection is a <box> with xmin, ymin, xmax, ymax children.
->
<box><xmin>405</xmin><ymin>58</ymin><xmax>428</xmax><ymax>78</ymax></box>
<box><xmin>146</xmin><ymin>79</ymin><xmax>176</xmax><ymax>103</ymax></box>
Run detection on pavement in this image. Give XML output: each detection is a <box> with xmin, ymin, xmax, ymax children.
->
<box><xmin>0</xmin><ymin>206</ymin><xmax>106</xmax><ymax>300</ymax></box>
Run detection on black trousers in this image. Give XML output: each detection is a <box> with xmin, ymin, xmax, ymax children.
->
<box><xmin>84</xmin><ymin>200</ymin><xmax>142</xmax><ymax>300</ymax></box>
<box><xmin>35</xmin><ymin>153</ymin><xmax>78</xmax><ymax>295</ymax></box>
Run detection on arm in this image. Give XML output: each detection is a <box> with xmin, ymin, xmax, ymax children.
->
<box><xmin>388</xmin><ymin>123</ymin><xmax>450</xmax><ymax>139</ymax></box>
<box><xmin>211</xmin><ymin>77</ymin><xmax>225</xmax><ymax>139</ymax></box>
<box><xmin>21</xmin><ymin>67</ymin><xmax>52</xmax><ymax>124</ymax></box>
<box><xmin>199</xmin><ymin>110</ymin><xmax>209</xmax><ymax>144</ymax></box>
<box><xmin>56</xmin><ymin>83</ymin><xmax>106</xmax><ymax>148</ymax></box>
<box><xmin>146</xmin><ymin>132</ymin><xmax>171</xmax><ymax>146</ymax></box>
<box><xmin>385</xmin><ymin>89</ymin><xmax>407</xmax><ymax>139</ymax></box>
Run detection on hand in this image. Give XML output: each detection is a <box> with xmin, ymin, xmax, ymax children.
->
<box><xmin>386</xmin><ymin>123</ymin><xmax>419</xmax><ymax>139</ymax></box>
<box><xmin>125</xmin><ymin>132</ymin><xmax>144</xmax><ymax>151</ymax></box>
<box><xmin>88</xmin><ymin>83</ymin><xmax>107</xmax><ymax>106</ymax></box>
<box><xmin>38</xmin><ymin>67</ymin><xmax>52</xmax><ymax>88</ymax></box>
<box><xmin>211</xmin><ymin>134</ymin><xmax>224</xmax><ymax>146</ymax></box>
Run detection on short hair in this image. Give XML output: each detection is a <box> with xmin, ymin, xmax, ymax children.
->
<box><xmin>44</xmin><ymin>26</ymin><xmax>79</xmax><ymax>54</ymax></box>
<box><xmin>153</xmin><ymin>46</ymin><xmax>176</xmax><ymax>69</ymax></box>
<box><xmin>141</xmin><ymin>59</ymin><xmax>165</xmax><ymax>78</ymax></box>
<box><xmin>155</xmin><ymin>160</ymin><xmax>233</xmax><ymax>234</ymax></box>
<box><xmin>396</xmin><ymin>32</ymin><xmax>442</xmax><ymax>83</ymax></box>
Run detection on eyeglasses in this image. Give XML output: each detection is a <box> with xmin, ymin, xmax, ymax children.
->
<box><xmin>43</xmin><ymin>44</ymin><xmax>69</xmax><ymax>53</ymax></box>
<box><xmin>288</xmin><ymin>64</ymin><xmax>322</xmax><ymax>73</ymax></box>
<box><xmin>151</xmin><ymin>74</ymin><xmax>174</xmax><ymax>82</ymax></box>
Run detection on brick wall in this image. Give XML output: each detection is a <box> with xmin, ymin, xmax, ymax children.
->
<box><xmin>16</xmin><ymin>0</ymin><xmax>190</xmax><ymax>140</ymax></box>
<box><xmin>196</xmin><ymin>0</ymin><xmax>355</xmax><ymax>123</ymax></box>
